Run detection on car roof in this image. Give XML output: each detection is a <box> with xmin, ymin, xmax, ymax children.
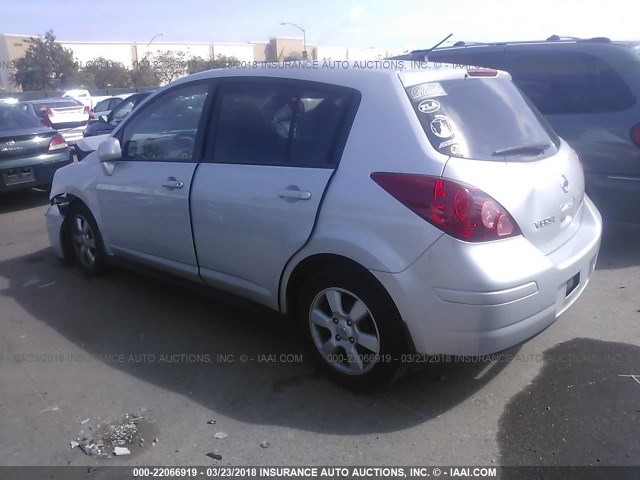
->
<box><xmin>413</xmin><ymin>37</ymin><xmax>640</xmax><ymax>55</ymax></box>
<box><xmin>178</xmin><ymin>61</ymin><xmax>472</xmax><ymax>91</ymax></box>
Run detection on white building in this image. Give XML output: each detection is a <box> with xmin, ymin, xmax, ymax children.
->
<box><xmin>58</xmin><ymin>41</ymin><xmax>135</xmax><ymax>68</ymax></box>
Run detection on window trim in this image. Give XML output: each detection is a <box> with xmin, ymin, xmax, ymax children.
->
<box><xmin>116</xmin><ymin>79</ymin><xmax>216</xmax><ymax>163</ymax></box>
<box><xmin>201</xmin><ymin>76</ymin><xmax>361</xmax><ymax>169</ymax></box>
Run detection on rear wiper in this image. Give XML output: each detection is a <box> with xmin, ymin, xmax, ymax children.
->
<box><xmin>492</xmin><ymin>142</ymin><xmax>552</xmax><ymax>156</ymax></box>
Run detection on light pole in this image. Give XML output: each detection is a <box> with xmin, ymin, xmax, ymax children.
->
<box><xmin>280</xmin><ymin>22</ymin><xmax>306</xmax><ymax>59</ymax></box>
<box><xmin>147</xmin><ymin>32</ymin><xmax>164</xmax><ymax>55</ymax></box>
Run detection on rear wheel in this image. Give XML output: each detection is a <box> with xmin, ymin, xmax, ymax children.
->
<box><xmin>65</xmin><ymin>203</ymin><xmax>107</xmax><ymax>277</ymax></box>
<box><xmin>297</xmin><ymin>266</ymin><xmax>408</xmax><ymax>391</ymax></box>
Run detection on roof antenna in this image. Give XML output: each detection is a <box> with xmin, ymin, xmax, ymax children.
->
<box><xmin>427</xmin><ymin>33</ymin><xmax>454</xmax><ymax>53</ymax></box>
<box><xmin>409</xmin><ymin>33</ymin><xmax>454</xmax><ymax>58</ymax></box>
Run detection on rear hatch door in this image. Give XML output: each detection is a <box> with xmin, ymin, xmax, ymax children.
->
<box><xmin>401</xmin><ymin>72</ymin><xmax>585</xmax><ymax>255</ymax></box>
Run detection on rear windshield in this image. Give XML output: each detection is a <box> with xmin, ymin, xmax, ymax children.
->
<box><xmin>405</xmin><ymin>77</ymin><xmax>561</xmax><ymax>161</ymax></box>
<box><xmin>0</xmin><ymin>105</ymin><xmax>41</xmax><ymax>130</ymax></box>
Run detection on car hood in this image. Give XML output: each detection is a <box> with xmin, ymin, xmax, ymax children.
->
<box><xmin>76</xmin><ymin>134</ymin><xmax>111</xmax><ymax>153</ymax></box>
<box><xmin>83</xmin><ymin>121</ymin><xmax>116</xmax><ymax>138</ymax></box>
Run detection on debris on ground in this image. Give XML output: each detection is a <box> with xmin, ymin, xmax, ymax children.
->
<box><xmin>113</xmin><ymin>447</ymin><xmax>131</xmax><ymax>456</ymax></box>
<box><xmin>214</xmin><ymin>432</ymin><xmax>228</xmax><ymax>439</ymax></box>
<box><xmin>207</xmin><ymin>420</ymin><xmax>216</xmax><ymax>425</ymax></box>
<box><xmin>206</xmin><ymin>452</ymin><xmax>222</xmax><ymax>460</ymax></box>
<box><xmin>260</xmin><ymin>441</ymin><xmax>270</xmax><ymax>449</ymax></box>
<box><xmin>81</xmin><ymin>418</ymin><xmax>90</xmax><ymax>425</ymax></box>
<box><xmin>70</xmin><ymin>412</ymin><xmax>156</xmax><ymax>459</ymax></box>
<box><xmin>37</xmin><ymin>405</ymin><xmax>60</xmax><ymax>416</ymax></box>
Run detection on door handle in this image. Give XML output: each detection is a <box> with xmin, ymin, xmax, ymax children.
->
<box><xmin>162</xmin><ymin>177</ymin><xmax>184</xmax><ymax>189</ymax></box>
<box><xmin>278</xmin><ymin>189</ymin><xmax>312</xmax><ymax>200</ymax></box>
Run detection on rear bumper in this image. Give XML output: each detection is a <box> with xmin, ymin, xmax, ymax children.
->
<box><xmin>373</xmin><ymin>196</ymin><xmax>603</xmax><ymax>356</ymax></box>
<box><xmin>586</xmin><ymin>172</ymin><xmax>640</xmax><ymax>223</ymax></box>
<box><xmin>56</xmin><ymin>125</ymin><xmax>87</xmax><ymax>145</ymax></box>
<box><xmin>0</xmin><ymin>150</ymin><xmax>72</xmax><ymax>192</ymax></box>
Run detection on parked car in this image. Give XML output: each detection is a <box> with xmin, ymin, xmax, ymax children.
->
<box><xmin>16</xmin><ymin>98</ymin><xmax>90</xmax><ymax>144</ymax></box>
<box><xmin>63</xmin><ymin>89</ymin><xmax>92</xmax><ymax>107</ymax></box>
<box><xmin>393</xmin><ymin>37</ymin><xmax>640</xmax><ymax>223</ymax></box>
<box><xmin>89</xmin><ymin>95</ymin><xmax>131</xmax><ymax>124</ymax></box>
<box><xmin>83</xmin><ymin>91</ymin><xmax>153</xmax><ymax>138</ymax></box>
<box><xmin>0</xmin><ymin>104</ymin><xmax>72</xmax><ymax>193</ymax></box>
<box><xmin>46</xmin><ymin>65</ymin><xmax>602</xmax><ymax>389</ymax></box>
<box><xmin>76</xmin><ymin>91</ymin><xmax>154</xmax><ymax>160</ymax></box>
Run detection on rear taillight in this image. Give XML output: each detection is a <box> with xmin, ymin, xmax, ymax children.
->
<box><xmin>44</xmin><ymin>108</ymin><xmax>53</xmax><ymax>116</ymax></box>
<box><xmin>40</xmin><ymin>117</ymin><xmax>51</xmax><ymax>127</ymax></box>
<box><xmin>631</xmin><ymin>124</ymin><xmax>640</xmax><ymax>148</ymax></box>
<box><xmin>83</xmin><ymin>106</ymin><xmax>90</xmax><ymax>114</ymax></box>
<box><xmin>370</xmin><ymin>173</ymin><xmax>521</xmax><ymax>242</ymax></box>
<box><xmin>48</xmin><ymin>135</ymin><xmax>68</xmax><ymax>152</ymax></box>
<box><xmin>89</xmin><ymin>113</ymin><xmax>96</xmax><ymax>120</ymax></box>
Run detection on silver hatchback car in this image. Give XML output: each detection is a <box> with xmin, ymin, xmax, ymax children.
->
<box><xmin>46</xmin><ymin>63</ymin><xmax>602</xmax><ymax>389</ymax></box>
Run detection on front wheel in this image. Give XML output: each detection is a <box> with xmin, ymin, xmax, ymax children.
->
<box><xmin>65</xmin><ymin>203</ymin><xmax>108</xmax><ymax>277</ymax></box>
<box><xmin>297</xmin><ymin>266</ymin><xmax>408</xmax><ymax>391</ymax></box>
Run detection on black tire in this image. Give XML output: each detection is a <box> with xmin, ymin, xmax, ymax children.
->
<box><xmin>64</xmin><ymin>203</ymin><xmax>108</xmax><ymax>277</ymax></box>
<box><xmin>297</xmin><ymin>265</ymin><xmax>408</xmax><ymax>391</ymax></box>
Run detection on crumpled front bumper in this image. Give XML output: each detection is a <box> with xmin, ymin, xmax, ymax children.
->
<box><xmin>45</xmin><ymin>204</ymin><xmax>65</xmax><ymax>259</ymax></box>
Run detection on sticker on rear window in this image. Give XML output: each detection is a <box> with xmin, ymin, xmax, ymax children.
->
<box><xmin>438</xmin><ymin>138</ymin><xmax>457</xmax><ymax>149</ymax></box>
<box><xmin>410</xmin><ymin>82</ymin><xmax>447</xmax><ymax>100</ymax></box>
<box><xmin>430</xmin><ymin>115</ymin><xmax>456</xmax><ymax>138</ymax></box>
<box><xmin>418</xmin><ymin>99</ymin><xmax>440</xmax><ymax>114</ymax></box>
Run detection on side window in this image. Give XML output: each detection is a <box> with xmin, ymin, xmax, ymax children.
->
<box><xmin>504</xmin><ymin>49</ymin><xmax>636</xmax><ymax>114</ymax></box>
<box><xmin>111</xmin><ymin>98</ymin><xmax>136</xmax><ymax>122</ymax></box>
<box><xmin>289</xmin><ymin>88</ymin><xmax>350</xmax><ymax>167</ymax></box>
<box><xmin>210</xmin><ymin>79</ymin><xmax>351</xmax><ymax>167</ymax></box>
<box><xmin>121</xmin><ymin>82</ymin><xmax>210</xmax><ymax>162</ymax></box>
<box><xmin>94</xmin><ymin>99</ymin><xmax>109</xmax><ymax>111</ymax></box>
<box><xmin>212</xmin><ymin>80</ymin><xmax>294</xmax><ymax>166</ymax></box>
<box><xmin>18</xmin><ymin>104</ymin><xmax>29</xmax><ymax>113</ymax></box>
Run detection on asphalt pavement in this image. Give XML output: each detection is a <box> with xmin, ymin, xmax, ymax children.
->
<box><xmin>0</xmin><ymin>188</ymin><xmax>639</xmax><ymax>467</ymax></box>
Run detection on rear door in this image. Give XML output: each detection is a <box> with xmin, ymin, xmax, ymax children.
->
<box><xmin>96</xmin><ymin>81</ymin><xmax>212</xmax><ymax>281</ymax></box>
<box><xmin>191</xmin><ymin>77</ymin><xmax>356</xmax><ymax>308</ymax></box>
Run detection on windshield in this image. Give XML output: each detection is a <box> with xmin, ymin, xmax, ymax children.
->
<box><xmin>405</xmin><ymin>77</ymin><xmax>560</xmax><ymax>161</ymax></box>
<box><xmin>0</xmin><ymin>105</ymin><xmax>41</xmax><ymax>130</ymax></box>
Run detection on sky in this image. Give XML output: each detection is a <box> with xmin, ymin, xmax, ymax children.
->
<box><xmin>1</xmin><ymin>0</ymin><xmax>638</xmax><ymax>52</ymax></box>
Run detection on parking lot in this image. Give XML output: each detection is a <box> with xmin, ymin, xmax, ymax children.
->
<box><xmin>0</xmin><ymin>188</ymin><xmax>638</xmax><ymax>467</ymax></box>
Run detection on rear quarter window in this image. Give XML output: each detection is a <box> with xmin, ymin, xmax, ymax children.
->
<box><xmin>0</xmin><ymin>106</ymin><xmax>41</xmax><ymax>130</ymax></box>
<box><xmin>405</xmin><ymin>77</ymin><xmax>560</xmax><ymax>161</ymax></box>
<box><xmin>503</xmin><ymin>49</ymin><xmax>636</xmax><ymax>114</ymax></box>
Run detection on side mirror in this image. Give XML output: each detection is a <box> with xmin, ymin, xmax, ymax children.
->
<box><xmin>97</xmin><ymin>137</ymin><xmax>122</xmax><ymax>163</ymax></box>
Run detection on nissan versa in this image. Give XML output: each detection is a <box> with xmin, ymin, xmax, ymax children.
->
<box><xmin>45</xmin><ymin>64</ymin><xmax>602</xmax><ymax>389</ymax></box>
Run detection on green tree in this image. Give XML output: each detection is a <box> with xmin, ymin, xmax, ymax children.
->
<box><xmin>82</xmin><ymin>57</ymin><xmax>132</xmax><ymax>89</ymax></box>
<box><xmin>129</xmin><ymin>57</ymin><xmax>161</xmax><ymax>88</ymax></box>
<box><xmin>283</xmin><ymin>52</ymin><xmax>302</xmax><ymax>61</ymax></box>
<box><xmin>186</xmin><ymin>56</ymin><xmax>211</xmax><ymax>75</ymax></box>
<box><xmin>186</xmin><ymin>54</ymin><xmax>241</xmax><ymax>75</ymax></box>
<box><xmin>150</xmin><ymin>50</ymin><xmax>188</xmax><ymax>85</ymax></box>
<box><xmin>12</xmin><ymin>30</ymin><xmax>79</xmax><ymax>91</ymax></box>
